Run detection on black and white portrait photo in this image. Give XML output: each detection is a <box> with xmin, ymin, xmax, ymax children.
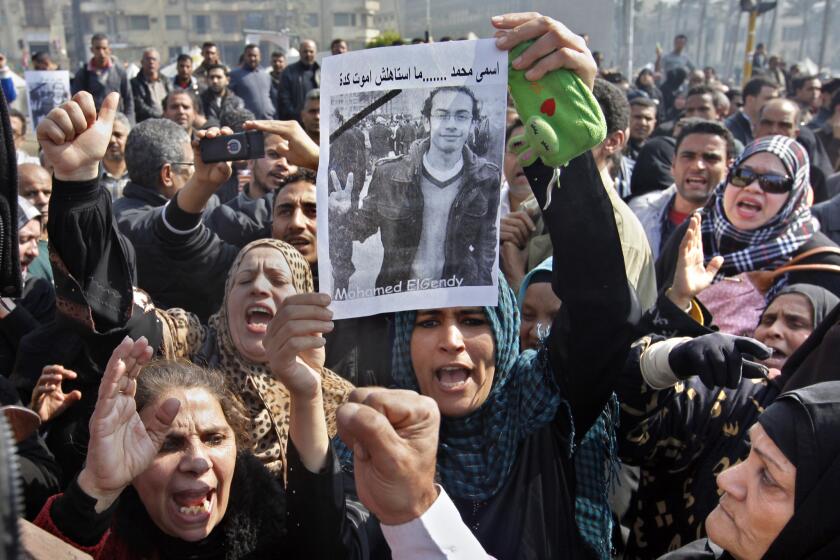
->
<box><xmin>317</xmin><ymin>40</ymin><xmax>507</xmax><ymax>319</ymax></box>
<box><xmin>25</xmin><ymin>71</ymin><xmax>71</xmax><ymax>128</ymax></box>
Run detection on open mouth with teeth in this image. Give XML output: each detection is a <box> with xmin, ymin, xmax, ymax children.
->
<box><xmin>434</xmin><ymin>365</ymin><xmax>472</xmax><ymax>392</ymax></box>
<box><xmin>172</xmin><ymin>488</ymin><xmax>214</xmax><ymax>520</ymax></box>
<box><xmin>761</xmin><ymin>345</ymin><xmax>788</xmax><ymax>368</ymax></box>
<box><xmin>734</xmin><ymin>197</ymin><xmax>763</xmax><ymax>219</ymax></box>
<box><xmin>285</xmin><ymin>237</ymin><xmax>311</xmax><ymax>251</ymax></box>
<box><xmin>245</xmin><ymin>305</ymin><xmax>274</xmax><ymax>334</ymax></box>
<box><xmin>684</xmin><ymin>176</ymin><xmax>708</xmax><ymax>188</ymax></box>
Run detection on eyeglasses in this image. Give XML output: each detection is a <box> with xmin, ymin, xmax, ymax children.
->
<box><xmin>430</xmin><ymin>112</ymin><xmax>472</xmax><ymax>123</ymax></box>
<box><xmin>727</xmin><ymin>166</ymin><xmax>793</xmax><ymax>194</ymax></box>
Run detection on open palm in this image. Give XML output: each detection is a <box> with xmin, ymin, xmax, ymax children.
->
<box><xmin>80</xmin><ymin>337</ymin><xmax>179</xmax><ymax>500</ymax></box>
<box><xmin>30</xmin><ymin>365</ymin><xmax>82</xmax><ymax>423</ymax></box>
<box><xmin>669</xmin><ymin>213</ymin><xmax>724</xmax><ymax>307</ymax></box>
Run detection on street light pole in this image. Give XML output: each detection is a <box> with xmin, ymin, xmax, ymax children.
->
<box><xmin>425</xmin><ymin>0</ymin><xmax>432</xmax><ymax>42</ymax></box>
<box><xmin>742</xmin><ymin>8</ymin><xmax>758</xmax><ymax>85</ymax></box>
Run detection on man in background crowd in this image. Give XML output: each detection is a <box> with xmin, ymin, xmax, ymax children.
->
<box><xmin>300</xmin><ymin>89</ymin><xmax>320</xmax><ymax>144</ymax></box>
<box><xmin>200</xmin><ymin>64</ymin><xmax>246</xmax><ymax>123</ymax></box>
<box><xmin>278</xmin><ymin>40</ymin><xmax>319</xmax><ymax>120</ymax></box>
<box><xmin>194</xmin><ymin>42</ymin><xmax>227</xmax><ymax>84</ymax></box>
<box><xmin>71</xmin><ymin>33</ymin><xmax>134</xmax><ymax>120</ymax></box>
<box><xmin>172</xmin><ymin>54</ymin><xmax>201</xmax><ymax>96</ymax></box>
<box><xmin>130</xmin><ymin>48</ymin><xmax>170</xmax><ymax>123</ymax></box>
<box><xmin>100</xmin><ymin>112</ymin><xmax>131</xmax><ymax>200</ymax></box>
<box><xmin>230</xmin><ymin>44</ymin><xmax>275</xmax><ymax>120</ymax></box>
<box><xmin>724</xmin><ymin>76</ymin><xmax>778</xmax><ymax>145</ymax></box>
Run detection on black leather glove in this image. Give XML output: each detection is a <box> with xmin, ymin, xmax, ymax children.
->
<box><xmin>668</xmin><ymin>333</ymin><xmax>772</xmax><ymax>389</ymax></box>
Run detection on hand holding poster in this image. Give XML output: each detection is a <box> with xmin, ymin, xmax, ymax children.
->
<box><xmin>317</xmin><ymin>39</ymin><xmax>507</xmax><ymax>320</ymax></box>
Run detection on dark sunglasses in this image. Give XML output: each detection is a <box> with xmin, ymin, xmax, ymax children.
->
<box><xmin>727</xmin><ymin>166</ymin><xmax>793</xmax><ymax>194</ymax></box>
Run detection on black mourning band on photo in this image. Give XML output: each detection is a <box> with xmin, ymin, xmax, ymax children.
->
<box><xmin>329</xmin><ymin>89</ymin><xmax>403</xmax><ymax>144</ymax></box>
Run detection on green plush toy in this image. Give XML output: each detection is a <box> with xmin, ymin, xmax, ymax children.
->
<box><xmin>507</xmin><ymin>40</ymin><xmax>607</xmax><ymax>168</ymax></box>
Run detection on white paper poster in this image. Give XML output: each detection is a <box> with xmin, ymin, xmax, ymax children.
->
<box><xmin>317</xmin><ymin>39</ymin><xmax>507</xmax><ymax>320</ymax></box>
<box><xmin>25</xmin><ymin>70</ymin><xmax>71</xmax><ymax>128</ymax></box>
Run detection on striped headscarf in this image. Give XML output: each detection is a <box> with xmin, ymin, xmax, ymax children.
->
<box><xmin>701</xmin><ymin>135</ymin><xmax>818</xmax><ymax>279</ymax></box>
<box><xmin>390</xmin><ymin>276</ymin><xmax>570</xmax><ymax>500</ymax></box>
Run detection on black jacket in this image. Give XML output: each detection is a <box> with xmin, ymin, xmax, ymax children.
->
<box><xmin>724</xmin><ymin>111</ymin><xmax>752</xmax><ymax>146</ymax></box>
<box><xmin>200</xmin><ymin>88</ymin><xmax>246</xmax><ymax>123</ymax></box>
<box><xmin>276</xmin><ymin>60</ymin><xmax>319</xmax><ymax>120</ymax></box>
<box><xmin>334</xmin><ymin>140</ymin><xmax>500</xmax><ymax>289</ymax></box>
<box><xmin>130</xmin><ymin>72</ymin><xmax>171</xmax><ymax>123</ymax></box>
<box><xmin>71</xmin><ymin>59</ymin><xmax>134</xmax><ymax>123</ymax></box>
<box><xmin>0</xmin><ymin>275</ymin><xmax>54</xmax><ymax>376</ymax></box>
<box><xmin>41</xmin><ymin>445</ymin><xmax>370</xmax><ymax>558</ymax></box>
<box><xmin>813</xmin><ymin>193</ymin><xmax>840</xmax><ymax>246</ymax></box>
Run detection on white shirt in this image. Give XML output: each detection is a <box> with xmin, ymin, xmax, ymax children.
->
<box><xmin>382</xmin><ymin>486</ymin><xmax>492</xmax><ymax>559</ymax></box>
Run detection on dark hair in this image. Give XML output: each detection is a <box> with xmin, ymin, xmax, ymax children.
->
<box><xmin>726</xmin><ymin>88</ymin><xmax>742</xmax><ymax>101</ymax></box>
<box><xmin>330</xmin><ymin>38</ymin><xmax>346</xmax><ymax>49</ymax></box>
<box><xmin>31</xmin><ymin>51</ymin><xmax>50</xmax><ymax>64</ymax></box>
<box><xmin>135</xmin><ymin>360</ymin><xmax>250</xmax><ymax>447</ymax></box>
<box><xmin>201</xmin><ymin>42</ymin><xmax>217</xmax><ymax>50</ymax></box>
<box><xmin>420</xmin><ymin>86</ymin><xmax>480</xmax><ymax>121</ymax></box>
<box><xmin>271</xmin><ymin>50</ymin><xmax>286</xmax><ymax>58</ymax></box>
<box><xmin>687</xmin><ymin>85</ymin><xmax>715</xmax><ymax>98</ymax></box>
<box><xmin>274</xmin><ymin>168</ymin><xmax>317</xmax><ymax>198</ymax></box>
<box><xmin>505</xmin><ymin>118</ymin><xmax>523</xmax><ymax>142</ymax></box>
<box><xmin>830</xmin><ymin>89</ymin><xmax>840</xmax><ymax>115</ymax></box>
<box><xmin>675</xmin><ymin>33</ymin><xmax>688</xmax><ymax>41</ymax></box>
<box><xmin>743</xmin><ymin>77</ymin><xmax>779</xmax><ymax>98</ymax></box>
<box><xmin>206</xmin><ymin>63</ymin><xmax>228</xmax><ymax>76</ymax></box>
<box><xmin>90</xmin><ymin>33</ymin><xmax>108</xmax><ymax>45</ymax></box>
<box><xmin>220</xmin><ymin>108</ymin><xmax>256</xmax><ymax>132</ymax></box>
<box><xmin>629</xmin><ymin>96</ymin><xmax>657</xmax><ymax>110</ymax></box>
<box><xmin>243</xmin><ymin>43</ymin><xmax>259</xmax><ymax>52</ymax></box>
<box><xmin>176</xmin><ymin>53</ymin><xmax>192</xmax><ymax>64</ymax></box>
<box><xmin>792</xmin><ymin>75</ymin><xmax>819</xmax><ymax>92</ymax></box>
<box><xmin>675</xmin><ymin>118</ymin><xmax>736</xmax><ymax>159</ymax></box>
<box><xmin>9</xmin><ymin>109</ymin><xmax>26</xmax><ymax>134</ymax></box>
<box><xmin>592</xmin><ymin>78</ymin><xmax>630</xmax><ymax>134</ymax></box>
<box><xmin>162</xmin><ymin>89</ymin><xmax>200</xmax><ymax>114</ymax></box>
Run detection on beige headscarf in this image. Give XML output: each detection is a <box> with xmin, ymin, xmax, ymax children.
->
<box><xmin>207</xmin><ymin>239</ymin><xmax>353</xmax><ymax>475</ymax></box>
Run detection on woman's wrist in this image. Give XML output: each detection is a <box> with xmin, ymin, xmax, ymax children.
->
<box><xmin>665</xmin><ymin>287</ymin><xmax>692</xmax><ymax>312</ymax></box>
<box><xmin>77</xmin><ymin>468</ymin><xmax>124</xmax><ymax>513</ymax></box>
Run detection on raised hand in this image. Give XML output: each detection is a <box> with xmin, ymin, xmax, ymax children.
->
<box><xmin>328</xmin><ymin>170</ymin><xmax>354</xmax><ymax>215</ymax></box>
<box><xmin>337</xmin><ymin>388</ymin><xmax>440</xmax><ymax>526</ymax></box>
<box><xmin>243</xmin><ymin>120</ymin><xmax>320</xmax><ymax>170</ymax></box>
<box><xmin>492</xmin><ymin>12</ymin><xmax>596</xmax><ymax>89</ymax></box>
<box><xmin>30</xmin><ymin>365</ymin><xmax>82</xmax><ymax>423</ymax></box>
<box><xmin>36</xmin><ymin>91</ymin><xmax>119</xmax><ymax>181</ymax></box>
<box><xmin>667</xmin><ymin>213</ymin><xmax>724</xmax><ymax>310</ymax></box>
<box><xmin>264</xmin><ymin>293</ymin><xmax>334</xmax><ymax>398</ymax></box>
<box><xmin>77</xmin><ymin>337</ymin><xmax>179</xmax><ymax>511</ymax></box>
<box><xmin>500</xmin><ymin>210</ymin><xmax>536</xmax><ymax>249</ymax></box>
<box><xmin>190</xmin><ymin>127</ymin><xmax>234</xmax><ymax>188</ymax></box>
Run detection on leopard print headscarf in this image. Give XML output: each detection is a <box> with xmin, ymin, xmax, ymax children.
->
<box><xmin>208</xmin><ymin>239</ymin><xmax>353</xmax><ymax>475</ymax></box>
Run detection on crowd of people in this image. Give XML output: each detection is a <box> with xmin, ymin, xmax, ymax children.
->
<box><xmin>2</xmin><ymin>9</ymin><xmax>840</xmax><ymax>560</ymax></box>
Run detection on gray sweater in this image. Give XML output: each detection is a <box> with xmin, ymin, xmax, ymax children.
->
<box><xmin>229</xmin><ymin>66</ymin><xmax>276</xmax><ymax>120</ymax></box>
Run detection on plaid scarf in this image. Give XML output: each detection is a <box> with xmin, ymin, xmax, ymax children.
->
<box><xmin>701</xmin><ymin>135</ymin><xmax>817</xmax><ymax>280</ymax></box>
